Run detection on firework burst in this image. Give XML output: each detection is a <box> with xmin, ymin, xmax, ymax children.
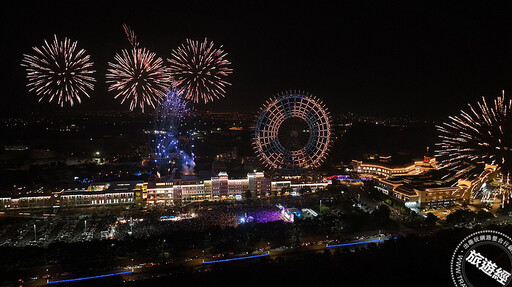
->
<box><xmin>155</xmin><ymin>88</ymin><xmax>190</xmax><ymax>129</ymax></box>
<box><xmin>21</xmin><ymin>35</ymin><xmax>96</xmax><ymax>107</ymax></box>
<box><xmin>153</xmin><ymin>89</ymin><xmax>195</xmax><ymax>175</ymax></box>
<box><xmin>106</xmin><ymin>47</ymin><xmax>172</xmax><ymax>112</ymax></box>
<box><xmin>168</xmin><ymin>38</ymin><xmax>232</xmax><ymax>104</ymax></box>
<box><xmin>122</xmin><ymin>23</ymin><xmax>139</xmax><ymax>47</ymax></box>
<box><xmin>436</xmin><ymin>91</ymin><xmax>512</xmax><ymax>177</ymax></box>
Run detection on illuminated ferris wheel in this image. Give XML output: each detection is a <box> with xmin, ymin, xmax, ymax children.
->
<box><xmin>253</xmin><ymin>90</ymin><xmax>332</xmax><ymax>171</ymax></box>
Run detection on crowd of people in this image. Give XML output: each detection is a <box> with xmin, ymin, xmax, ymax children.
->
<box><xmin>113</xmin><ymin>201</ymin><xmax>292</xmax><ymax>240</ymax></box>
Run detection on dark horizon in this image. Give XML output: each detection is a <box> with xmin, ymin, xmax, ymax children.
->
<box><xmin>2</xmin><ymin>1</ymin><xmax>512</xmax><ymax>119</ymax></box>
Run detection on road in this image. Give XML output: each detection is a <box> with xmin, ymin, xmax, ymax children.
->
<box><xmin>23</xmin><ymin>234</ymin><xmax>394</xmax><ymax>286</ymax></box>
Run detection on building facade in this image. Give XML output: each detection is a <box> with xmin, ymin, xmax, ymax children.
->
<box><xmin>352</xmin><ymin>155</ymin><xmax>437</xmax><ymax>178</ymax></box>
<box><xmin>375</xmin><ymin>177</ymin><xmax>470</xmax><ymax>209</ymax></box>
<box><xmin>0</xmin><ymin>172</ymin><xmax>327</xmax><ymax>210</ymax></box>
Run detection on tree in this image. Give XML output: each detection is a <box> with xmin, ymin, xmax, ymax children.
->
<box><xmin>425</xmin><ymin>213</ymin><xmax>438</xmax><ymax>226</ymax></box>
<box><xmin>244</xmin><ymin>190</ymin><xmax>252</xmax><ymax>200</ymax></box>
<box><xmin>299</xmin><ymin>187</ymin><xmax>311</xmax><ymax>195</ymax></box>
<box><xmin>320</xmin><ymin>205</ymin><xmax>331</xmax><ymax>214</ymax></box>
<box><xmin>281</xmin><ymin>187</ymin><xmax>293</xmax><ymax>195</ymax></box>
<box><xmin>476</xmin><ymin>210</ymin><xmax>494</xmax><ymax>221</ymax></box>
<box><xmin>445</xmin><ymin>209</ymin><xmax>475</xmax><ymax>225</ymax></box>
<box><xmin>372</xmin><ymin>204</ymin><xmax>391</xmax><ymax>220</ymax></box>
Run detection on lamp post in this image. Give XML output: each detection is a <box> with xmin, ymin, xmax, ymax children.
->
<box><xmin>33</xmin><ymin>223</ymin><xmax>37</xmax><ymax>242</ymax></box>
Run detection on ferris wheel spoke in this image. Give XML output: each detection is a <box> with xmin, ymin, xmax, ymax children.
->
<box><xmin>253</xmin><ymin>90</ymin><xmax>332</xmax><ymax>171</ymax></box>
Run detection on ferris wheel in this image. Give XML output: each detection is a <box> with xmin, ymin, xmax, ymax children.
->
<box><xmin>253</xmin><ymin>90</ymin><xmax>332</xmax><ymax>171</ymax></box>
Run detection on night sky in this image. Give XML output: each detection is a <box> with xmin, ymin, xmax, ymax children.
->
<box><xmin>2</xmin><ymin>1</ymin><xmax>512</xmax><ymax>118</ymax></box>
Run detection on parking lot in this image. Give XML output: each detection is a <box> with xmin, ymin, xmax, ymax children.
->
<box><xmin>0</xmin><ymin>216</ymin><xmax>114</xmax><ymax>247</ymax></box>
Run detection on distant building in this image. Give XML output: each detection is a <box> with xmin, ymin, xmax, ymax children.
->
<box><xmin>249</xmin><ymin>172</ymin><xmax>271</xmax><ymax>196</ymax></box>
<box><xmin>145</xmin><ymin>172</ymin><xmax>269</xmax><ymax>207</ymax></box>
<box><xmin>375</xmin><ymin>176</ymin><xmax>470</xmax><ymax>209</ymax></box>
<box><xmin>1</xmin><ymin>195</ymin><xmax>52</xmax><ymax>209</ymax></box>
<box><xmin>352</xmin><ymin>160</ymin><xmax>418</xmax><ymax>177</ymax></box>
<box><xmin>0</xmin><ymin>172</ymin><xmax>328</xmax><ymax>210</ymax></box>
<box><xmin>0</xmin><ymin>181</ymin><xmax>144</xmax><ymax>210</ymax></box>
<box><xmin>352</xmin><ymin>154</ymin><xmax>437</xmax><ymax>178</ymax></box>
<box><xmin>272</xmin><ymin>180</ymin><xmax>292</xmax><ymax>193</ymax></box>
<box><xmin>354</xmin><ymin>151</ymin><xmax>474</xmax><ymax>209</ymax></box>
<box><xmin>59</xmin><ymin>181</ymin><xmax>143</xmax><ymax>207</ymax></box>
<box><xmin>290</xmin><ymin>183</ymin><xmax>329</xmax><ymax>193</ymax></box>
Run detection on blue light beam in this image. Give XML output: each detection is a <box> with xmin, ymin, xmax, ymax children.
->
<box><xmin>48</xmin><ymin>270</ymin><xmax>133</xmax><ymax>284</ymax></box>
<box><xmin>327</xmin><ymin>237</ymin><xmax>398</xmax><ymax>248</ymax></box>
<box><xmin>203</xmin><ymin>253</ymin><xmax>269</xmax><ymax>264</ymax></box>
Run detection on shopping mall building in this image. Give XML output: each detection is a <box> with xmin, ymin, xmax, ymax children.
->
<box><xmin>0</xmin><ymin>172</ymin><xmax>327</xmax><ymax>210</ymax></box>
<box><xmin>352</xmin><ymin>155</ymin><xmax>478</xmax><ymax>209</ymax></box>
